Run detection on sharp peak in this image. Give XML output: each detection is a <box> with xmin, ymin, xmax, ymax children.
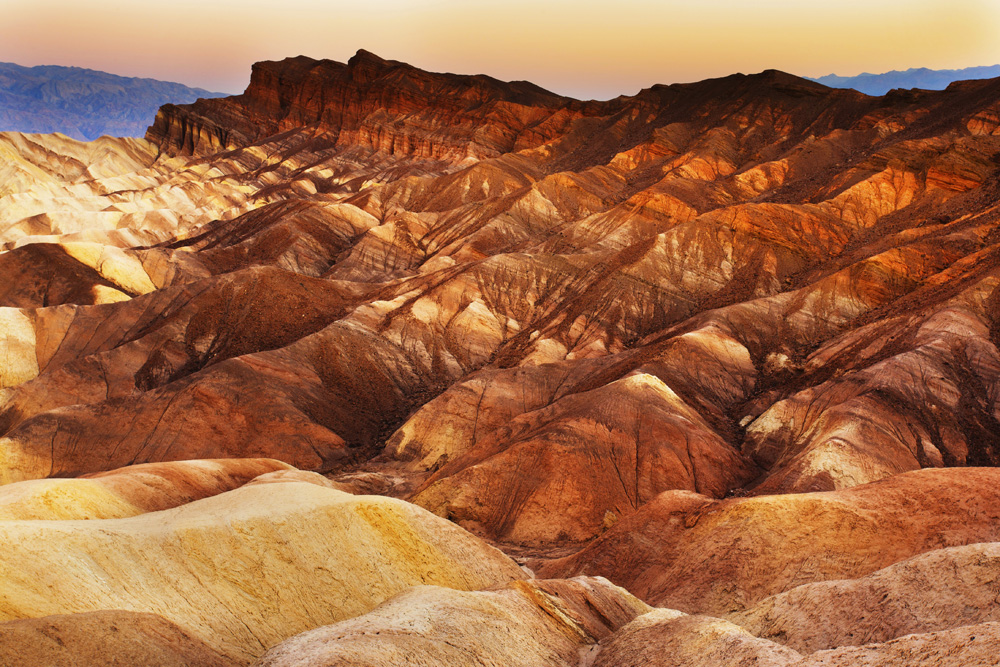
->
<box><xmin>251</xmin><ymin>52</ymin><xmax>399</xmax><ymax>70</ymax></box>
<box><xmin>347</xmin><ymin>49</ymin><xmax>402</xmax><ymax>69</ymax></box>
<box><xmin>341</xmin><ymin>49</ymin><xmax>412</xmax><ymax>86</ymax></box>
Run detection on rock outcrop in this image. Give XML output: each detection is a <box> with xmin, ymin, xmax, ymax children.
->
<box><xmin>535</xmin><ymin>469</ymin><xmax>1000</xmax><ymax>613</ymax></box>
<box><xmin>6</xmin><ymin>56</ymin><xmax>1000</xmax><ymax>524</ymax></box>
<box><xmin>730</xmin><ymin>542</ymin><xmax>1000</xmax><ymax>652</ymax></box>
<box><xmin>593</xmin><ymin>610</ymin><xmax>802</xmax><ymax>667</ymax></box>
<box><xmin>146</xmin><ymin>51</ymin><xmax>595</xmax><ymax>161</ymax></box>
<box><xmin>792</xmin><ymin>623</ymin><xmax>1000</xmax><ymax>667</ymax></box>
<box><xmin>255</xmin><ymin>577</ymin><xmax>649</xmax><ymax>667</ymax></box>
<box><xmin>587</xmin><ymin>612</ymin><xmax>1000</xmax><ymax>667</ymax></box>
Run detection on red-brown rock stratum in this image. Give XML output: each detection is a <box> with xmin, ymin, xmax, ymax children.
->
<box><xmin>4</xmin><ymin>50</ymin><xmax>1000</xmax><ymax>663</ymax></box>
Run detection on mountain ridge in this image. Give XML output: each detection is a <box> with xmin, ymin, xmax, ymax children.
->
<box><xmin>811</xmin><ymin>64</ymin><xmax>1000</xmax><ymax>96</ymax></box>
<box><xmin>146</xmin><ymin>53</ymin><xmax>884</xmax><ymax>167</ymax></box>
<box><xmin>0</xmin><ymin>61</ymin><xmax>229</xmax><ymax>140</ymax></box>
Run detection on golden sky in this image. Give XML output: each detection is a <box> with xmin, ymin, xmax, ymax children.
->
<box><xmin>3</xmin><ymin>0</ymin><xmax>999</xmax><ymax>98</ymax></box>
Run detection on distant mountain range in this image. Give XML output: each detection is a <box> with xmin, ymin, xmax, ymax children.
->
<box><xmin>5</xmin><ymin>59</ymin><xmax>1000</xmax><ymax>143</ymax></box>
<box><xmin>811</xmin><ymin>65</ymin><xmax>1000</xmax><ymax>96</ymax></box>
<box><xmin>0</xmin><ymin>62</ymin><xmax>229</xmax><ymax>141</ymax></box>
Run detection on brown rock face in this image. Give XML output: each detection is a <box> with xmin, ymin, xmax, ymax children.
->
<box><xmin>792</xmin><ymin>623</ymin><xmax>1000</xmax><ymax>667</ymax></box>
<box><xmin>411</xmin><ymin>373</ymin><xmax>756</xmax><ymax>544</ymax></box>
<box><xmin>729</xmin><ymin>542</ymin><xmax>1000</xmax><ymax>652</ymax></box>
<box><xmin>586</xmin><ymin>613</ymin><xmax>1000</xmax><ymax>667</ymax></box>
<box><xmin>146</xmin><ymin>51</ymin><xmax>595</xmax><ymax>161</ymax></box>
<box><xmin>535</xmin><ymin>469</ymin><xmax>1000</xmax><ymax>613</ymax></box>
<box><xmin>592</xmin><ymin>610</ymin><xmax>802</xmax><ymax>667</ymax></box>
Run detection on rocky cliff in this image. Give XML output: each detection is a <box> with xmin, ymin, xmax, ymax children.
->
<box><xmin>146</xmin><ymin>50</ymin><xmax>597</xmax><ymax>160</ymax></box>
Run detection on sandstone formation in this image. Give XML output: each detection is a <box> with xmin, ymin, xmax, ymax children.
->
<box><xmin>255</xmin><ymin>577</ymin><xmax>649</xmax><ymax>667</ymax></box>
<box><xmin>588</xmin><ymin>612</ymin><xmax>1000</xmax><ymax>667</ymax></box>
<box><xmin>255</xmin><ymin>573</ymin><xmax>1000</xmax><ymax>667</ymax></box>
<box><xmin>0</xmin><ymin>482</ymin><xmax>525</xmax><ymax>663</ymax></box>
<box><xmin>792</xmin><ymin>623</ymin><xmax>1000</xmax><ymax>667</ymax></box>
<box><xmin>411</xmin><ymin>372</ymin><xmax>757</xmax><ymax>544</ymax></box>
<box><xmin>4</xmin><ymin>56</ymin><xmax>1000</xmax><ymax>529</ymax></box>
<box><xmin>145</xmin><ymin>51</ymin><xmax>596</xmax><ymax>160</ymax></box>
<box><xmin>592</xmin><ymin>610</ymin><xmax>802</xmax><ymax>667</ymax></box>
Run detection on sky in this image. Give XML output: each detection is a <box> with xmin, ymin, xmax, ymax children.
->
<box><xmin>3</xmin><ymin>0</ymin><xmax>1000</xmax><ymax>99</ymax></box>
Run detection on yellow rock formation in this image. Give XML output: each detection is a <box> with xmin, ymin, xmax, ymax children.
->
<box><xmin>0</xmin><ymin>481</ymin><xmax>524</xmax><ymax>663</ymax></box>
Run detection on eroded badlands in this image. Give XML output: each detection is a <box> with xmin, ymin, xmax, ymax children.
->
<box><xmin>2</xmin><ymin>50</ymin><xmax>1000</xmax><ymax>664</ymax></box>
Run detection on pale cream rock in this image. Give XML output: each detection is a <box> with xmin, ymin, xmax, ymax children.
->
<box><xmin>0</xmin><ymin>482</ymin><xmax>525</xmax><ymax>663</ymax></box>
<box><xmin>0</xmin><ymin>309</ymin><xmax>38</xmax><ymax>387</ymax></box>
